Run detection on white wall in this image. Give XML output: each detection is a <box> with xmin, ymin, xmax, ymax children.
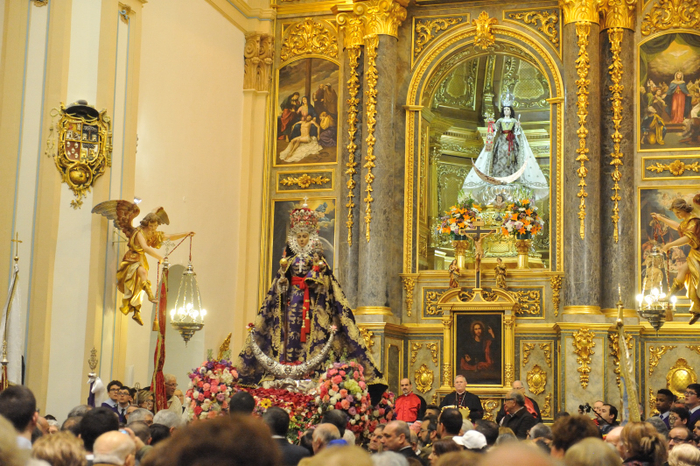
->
<box><xmin>129</xmin><ymin>0</ymin><xmax>245</xmax><ymax>388</ymax></box>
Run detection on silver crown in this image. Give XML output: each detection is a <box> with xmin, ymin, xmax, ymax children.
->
<box><xmin>500</xmin><ymin>90</ymin><xmax>515</xmax><ymax>108</ymax></box>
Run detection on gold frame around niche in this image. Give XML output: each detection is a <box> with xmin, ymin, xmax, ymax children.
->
<box><xmin>403</xmin><ymin>24</ymin><xmax>564</xmax><ymax>276</ymax></box>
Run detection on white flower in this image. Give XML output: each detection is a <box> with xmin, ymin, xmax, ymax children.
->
<box><xmin>350</xmin><ymin>420</ymin><xmax>356</xmax><ymax>425</ymax></box>
<box><xmin>329</xmin><ymin>390</ymin><xmax>337</xmax><ymax>396</ymax></box>
<box><xmin>318</xmin><ymin>407</ymin><xmax>323</xmax><ymax>414</ymax></box>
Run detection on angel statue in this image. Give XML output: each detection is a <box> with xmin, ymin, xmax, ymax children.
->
<box><xmin>92</xmin><ymin>201</ymin><xmax>194</xmax><ymax>326</ymax></box>
<box><xmin>237</xmin><ymin>201</ymin><xmax>387</xmax><ymax>401</ymax></box>
<box><xmin>462</xmin><ymin>92</ymin><xmax>549</xmax><ymax>202</ymax></box>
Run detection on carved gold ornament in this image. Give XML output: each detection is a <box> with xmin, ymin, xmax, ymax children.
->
<box><xmin>47</xmin><ymin>101</ymin><xmax>112</xmax><ymax>209</ymax></box>
<box><xmin>572</xmin><ymin>328</ymin><xmax>596</xmax><ymax>388</ymax></box>
<box><xmin>217</xmin><ymin>333</ymin><xmax>232</xmax><ymax>360</ymax></box>
<box><xmin>279</xmin><ymin>173</ymin><xmax>331</xmax><ymax>189</ymax></box>
<box><xmin>649</xmin><ymin>388</ymin><xmax>659</xmax><ymax>416</ymax></box>
<box><xmin>508</xmin><ymin>11</ymin><xmax>560</xmax><ymax>47</ymax></box>
<box><xmin>472</xmin><ymin>12</ymin><xmax>498</xmax><ymax>50</ymax></box>
<box><xmin>641</xmin><ymin>0</ymin><xmax>700</xmax><ymax>35</ymax></box>
<box><xmin>414</xmin><ymin>17</ymin><xmax>464</xmax><ymax>58</ymax></box>
<box><xmin>607</xmin><ymin>27</ymin><xmax>624</xmax><ymax>243</ymax></box>
<box><xmin>550</xmin><ymin>276</ymin><xmax>562</xmax><ymax>317</ymax></box>
<box><xmin>513</xmin><ymin>289</ymin><xmax>542</xmax><ymax>315</ymax></box>
<box><xmin>522</xmin><ymin>343</ymin><xmax>536</xmax><ymax>365</ymax></box>
<box><xmin>410</xmin><ymin>342</ymin><xmax>422</xmax><ymax>364</ymax></box>
<box><xmin>360</xmin><ymin>327</ymin><xmax>375</xmax><ymax>350</ymax></box>
<box><xmin>667</xmin><ymin>358</ymin><xmax>697</xmax><ymax>398</ymax></box>
<box><xmin>31</xmin><ymin>0</ymin><xmax>48</xmax><ymax>6</ymax></box>
<box><xmin>688</xmin><ymin>345</ymin><xmax>700</xmax><ymax>355</ymax></box>
<box><xmin>280</xmin><ymin>18</ymin><xmax>338</xmax><ymax>63</ymax></box>
<box><xmin>359</xmin><ymin>0</ymin><xmax>409</xmax><ymax>38</ymax></box>
<box><xmin>600</xmin><ymin>0</ymin><xmax>637</xmax><ymax>29</ymax></box>
<box><xmin>541</xmin><ymin>392</ymin><xmax>553</xmax><ymax>418</ymax></box>
<box><xmin>415</xmin><ymin>364</ymin><xmax>434</xmax><ymax>393</ymax></box>
<box><xmin>244</xmin><ymin>34</ymin><xmax>274</xmax><ymax>92</ymax></box>
<box><xmin>505</xmin><ymin>363</ymin><xmax>515</xmax><ymax>386</ymax></box>
<box><xmin>364</xmin><ymin>35</ymin><xmax>379</xmax><ymax>243</ymax></box>
<box><xmin>646</xmin><ymin>160</ymin><xmax>700</xmax><ymax>177</ymax></box>
<box><xmin>346</xmin><ymin>46</ymin><xmax>361</xmax><ymax>245</ymax></box>
<box><xmin>649</xmin><ymin>345</ymin><xmax>676</xmax><ymax>376</ymax></box>
<box><xmin>540</xmin><ymin>342</ymin><xmax>553</xmax><ymax>367</ymax></box>
<box><xmin>560</xmin><ymin>0</ymin><xmax>602</xmax><ymax>24</ymax></box>
<box><xmin>402</xmin><ymin>275</ymin><xmax>417</xmax><ymax>317</ymax></box>
<box><xmin>336</xmin><ymin>9</ymin><xmax>365</xmax><ymax>49</ymax></box>
<box><xmin>608</xmin><ymin>331</ymin><xmax>633</xmax><ymax>386</ymax></box>
<box><xmin>575</xmin><ymin>22</ymin><xmax>591</xmax><ymax>239</ymax></box>
<box><xmin>527</xmin><ymin>364</ymin><xmax>547</xmax><ymax>395</ymax></box>
<box><xmin>481</xmin><ymin>399</ymin><xmax>500</xmax><ymax>422</ymax></box>
<box><xmin>427</xmin><ymin>343</ymin><xmax>439</xmax><ymax>364</ymax></box>
<box><xmin>88</xmin><ymin>347</ymin><xmax>98</xmax><ymax>373</ymax></box>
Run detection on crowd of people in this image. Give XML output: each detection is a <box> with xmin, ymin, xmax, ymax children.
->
<box><xmin>2</xmin><ymin>376</ymin><xmax>700</xmax><ymax>466</ymax></box>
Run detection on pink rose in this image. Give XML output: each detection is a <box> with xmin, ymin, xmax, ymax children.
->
<box><xmin>207</xmin><ymin>411</ymin><xmax>217</xmax><ymax>419</ymax></box>
<box><xmin>216</xmin><ymin>393</ymin><xmax>226</xmax><ymax>402</ymax></box>
<box><xmin>203</xmin><ymin>383</ymin><xmax>211</xmax><ymax>391</ymax></box>
<box><xmin>198</xmin><ymin>381</ymin><xmax>204</xmax><ymax>388</ymax></box>
<box><xmin>332</xmin><ymin>375</ymin><xmax>343</xmax><ymax>384</ymax></box>
<box><xmin>323</xmin><ymin>395</ymin><xmax>330</xmax><ymax>402</ymax></box>
<box><xmin>222</xmin><ymin>401</ymin><xmax>229</xmax><ymax>409</ymax></box>
<box><xmin>329</xmin><ymin>369</ymin><xmax>338</xmax><ymax>376</ymax></box>
<box><xmin>210</xmin><ymin>378</ymin><xmax>219</xmax><ymax>385</ymax></box>
<box><xmin>340</xmin><ymin>371</ymin><xmax>346</xmax><ymax>376</ymax></box>
<box><xmin>359</xmin><ymin>381</ymin><xmax>366</xmax><ymax>389</ymax></box>
<box><xmin>378</xmin><ymin>408</ymin><xmax>385</xmax><ymax>416</ymax></box>
<box><xmin>353</xmin><ymin>371</ymin><xmax>360</xmax><ymax>379</ymax></box>
<box><xmin>346</xmin><ymin>395</ymin><xmax>354</xmax><ymax>403</ymax></box>
<box><xmin>339</xmin><ymin>389</ymin><xmax>348</xmax><ymax>398</ymax></box>
<box><xmin>332</xmin><ymin>384</ymin><xmax>340</xmax><ymax>392</ymax></box>
<box><xmin>341</xmin><ymin>399</ymin><xmax>350</xmax><ymax>409</ymax></box>
<box><xmin>198</xmin><ymin>393</ymin><xmax>205</xmax><ymax>401</ymax></box>
<box><xmin>210</xmin><ymin>384</ymin><xmax>218</xmax><ymax>394</ymax></box>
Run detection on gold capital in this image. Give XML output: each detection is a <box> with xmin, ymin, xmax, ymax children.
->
<box><xmin>559</xmin><ymin>0</ymin><xmax>604</xmax><ymax>24</ymax></box>
<box><xmin>335</xmin><ymin>6</ymin><xmax>366</xmax><ymax>48</ymax></box>
<box><xmin>354</xmin><ymin>0</ymin><xmax>408</xmax><ymax>39</ymax></box>
<box><xmin>600</xmin><ymin>0</ymin><xmax>637</xmax><ymax>29</ymax></box>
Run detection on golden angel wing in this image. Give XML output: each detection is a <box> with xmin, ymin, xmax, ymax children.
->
<box><xmin>92</xmin><ymin>200</ymin><xmax>140</xmax><ymax>237</ymax></box>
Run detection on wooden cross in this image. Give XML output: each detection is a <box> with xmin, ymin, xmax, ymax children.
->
<box><xmin>462</xmin><ymin>221</ymin><xmax>497</xmax><ymax>289</ymax></box>
<box><xmin>10</xmin><ymin>232</ymin><xmax>22</xmax><ymax>262</ymax></box>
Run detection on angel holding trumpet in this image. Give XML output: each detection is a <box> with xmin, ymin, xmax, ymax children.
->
<box><xmin>93</xmin><ymin>200</ymin><xmax>194</xmax><ymax>326</ymax></box>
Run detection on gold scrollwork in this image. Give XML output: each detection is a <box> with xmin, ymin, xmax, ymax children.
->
<box><xmin>415</xmin><ymin>364</ymin><xmax>434</xmax><ymax>393</ymax></box>
<box><xmin>600</xmin><ymin>0</ymin><xmax>637</xmax><ymax>30</ymax></box>
<box><xmin>31</xmin><ymin>0</ymin><xmax>48</xmax><ymax>6</ymax></box>
<box><xmin>481</xmin><ymin>399</ymin><xmax>500</xmax><ymax>422</ymax></box>
<box><xmin>336</xmin><ymin>9</ymin><xmax>365</xmax><ymax>49</ymax></box>
<box><xmin>508</xmin><ymin>11</ymin><xmax>560</xmax><ymax>47</ymax></box>
<box><xmin>522</xmin><ymin>343</ymin><xmax>536</xmax><ymax>365</ymax></box>
<box><xmin>641</xmin><ymin>0</ymin><xmax>700</xmax><ymax>36</ymax></box>
<box><xmin>688</xmin><ymin>345</ymin><xmax>700</xmax><ymax>355</ymax></box>
<box><xmin>550</xmin><ymin>276</ymin><xmax>562</xmax><ymax>317</ymax></box>
<box><xmin>410</xmin><ymin>342</ymin><xmax>422</xmax><ymax>364</ymax></box>
<box><xmin>513</xmin><ymin>289</ymin><xmax>542</xmax><ymax>315</ymax></box>
<box><xmin>608</xmin><ymin>331</ymin><xmax>633</xmax><ymax>386</ymax></box>
<box><xmin>359</xmin><ymin>0</ymin><xmax>409</xmax><ymax>38</ymax></box>
<box><xmin>426</xmin><ymin>342</ymin><xmax>439</xmax><ymax>364</ymax></box>
<box><xmin>425</xmin><ymin>289</ymin><xmax>447</xmax><ymax>316</ymax></box>
<box><xmin>505</xmin><ymin>363</ymin><xmax>515</xmax><ymax>386</ymax></box>
<box><xmin>279</xmin><ymin>173</ymin><xmax>331</xmax><ymax>189</ymax></box>
<box><xmin>280</xmin><ymin>18</ymin><xmax>338</xmax><ymax>63</ymax></box>
<box><xmin>572</xmin><ymin>328</ymin><xmax>596</xmax><ymax>389</ymax></box>
<box><xmin>402</xmin><ymin>275</ymin><xmax>417</xmax><ymax>317</ymax></box>
<box><xmin>364</xmin><ymin>35</ymin><xmax>379</xmax><ymax>243</ymax></box>
<box><xmin>473</xmin><ymin>12</ymin><xmax>498</xmax><ymax>50</ymax></box>
<box><xmin>345</xmin><ymin>46</ymin><xmax>361</xmax><ymax>246</ymax></box>
<box><xmin>539</xmin><ymin>342</ymin><xmax>553</xmax><ymax>367</ymax></box>
<box><xmin>646</xmin><ymin>160</ymin><xmax>700</xmax><ymax>177</ymax></box>
<box><xmin>527</xmin><ymin>364</ymin><xmax>548</xmax><ymax>395</ymax></box>
<box><xmin>649</xmin><ymin>388</ymin><xmax>659</xmax><ymax>416</ymax></box>
<box><xmin>667</xmin><ymin>358</ymin><xmax>697</xmax><ymax>398</ymax></box>
<box><xmin>607</xmin><ymin>27</ymin><xmax>624</xmax><ymax>243</ymax></box>
<box><xmin>360</xmin><ymin>327</ymin><xmax>375</xmax><ymax>350</ymax></box>
<box><xmin>575</xmin><ymin>22</ymin><xmax>591</xmax><ymax>239</ymax></box>
<box><xmin>541</xmin><ymin>392</ymin><xmax>553</xmax><ymax>418</ymax></box>
<box><xmin>88</xmin><ymin>347</ymin><xmax>98</xmax><ymax>373</ymax></box>
<box><xmin>414</xmin><ymin>17</ymin><xmax>464</xmax><ymax>58</ymax></box>
<box><xmin>649</xmin><ymin>345</ymin><xmax>676</xmax><ymax>376</ymax></box>
<box><xmin>560</xmin><ymin>0</ymin><xmax>602</xmax><ymax>24</ymax></box>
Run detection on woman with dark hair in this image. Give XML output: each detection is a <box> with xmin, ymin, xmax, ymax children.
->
<box><xmin>428</xmin><ymin>438</ymin><xmax>463</xmax><ymax>465</ymax></box>
<box><xmin>620</xmin><ymin>421</ymin><xmax>667</xmax><ymax>466</ymax></box>
<box><xmin>651</xmin><ymin>198</ymin><xmax>700</xmax><ymax>324</ymax></box>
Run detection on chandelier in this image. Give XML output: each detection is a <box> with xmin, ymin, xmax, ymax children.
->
<box><xmin>636</xmin><ymin>246</ymin><xmax>676</xmax><ymax>331</ymax></box>
<box><xmin>170</xmin><ymin>261</ymin><xmax>206</xmax><ymax>345</ymax></box>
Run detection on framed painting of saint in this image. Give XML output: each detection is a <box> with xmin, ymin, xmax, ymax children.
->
<box><xmin>275</xmin><ymin>58</ymin><xmax>339</xmax><ymax>166</ymax></box>
<box><xmin>453</xmin><ymin>311</ymin><xmax>503</xmax><ymax>386</ymax></box>
<box><xmin>638</xmin><ymin>33</ymin><xmax>700</xmax><ymax>151</ymax></box>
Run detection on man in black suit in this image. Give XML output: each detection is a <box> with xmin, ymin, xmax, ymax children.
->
<box><xmin>262</xmin><ymin>407</ymin><xmax>310</xmax><ymax>466</ymax></box>
<box><xmin>382</xmin><ymin>420</ymin><xmax>426</xmax><ymax>465</ymax></box>
<box><xmin>439</xmin><ymin>375</ymin><xmax>483</xmax><ymax>421</ymax></box>
<box><xmin>496</xmin><ymin>380</ymin><xmax>541</xmax><ymax>424</ymax></box>
<box><xmin>500</xmin><ymin>391</ymin><xmax>538</xmax><ymax>439</ymax></box>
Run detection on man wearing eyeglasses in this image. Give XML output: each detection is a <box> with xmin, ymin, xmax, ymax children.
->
<box><xmin>101</xmin><ymin>380</ymin><xmax>123</xmax><ymax>415</ymax></box>
<box><xmin>684</xmin><ymin>384</ymin><xmax>700</xmax><ymax>429</ymax></box>
<box><xmin>117</xmin><ymin>387</ymin><xmax>132</xmax><ymax>424</ymax></box>
<box><xmin>668</xmin><ymin>426</ymin><xmax>694</xmax><ymax>451</ymax></box>
<box><xmin>499</xmin><ymin>390</ymin><xmax>537</xmax><ymax>439</ymax></box>
<box><xmin>165</xmin><ymin>374</ymin><xmax>182</xmax><ymax>415</ymax></box>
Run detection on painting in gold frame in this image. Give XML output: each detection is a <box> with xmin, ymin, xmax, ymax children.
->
<box><xmin>453</xmin><ymin>311</ymin><xmax>504</xmax><ymax>386</ymax></box>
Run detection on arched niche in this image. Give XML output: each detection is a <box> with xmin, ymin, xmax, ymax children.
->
<box><xmin>402</xmin><ymin>25</ymin><xmax>564</xmax><ymax>275</ymax></box>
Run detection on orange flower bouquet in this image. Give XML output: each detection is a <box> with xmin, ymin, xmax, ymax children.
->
<box><xmin>437</xmin><ymin>196</ymin><xmax>482</xmax><ymax>240</ymax></box>
<box><xmin>501</xmin><ymin>199</ymin><xmax>545</xmax><ymax>240</ymax></box>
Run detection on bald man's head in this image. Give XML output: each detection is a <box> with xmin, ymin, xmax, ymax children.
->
<box><xmin>312</xmin><ymin>423</ymin><xmax>341</xmax><ymax>453</ymax></box>
<box><xmin>93</xmin><ymin>431</ymin><xmax>136</xmax><ymax>466</ymax></box>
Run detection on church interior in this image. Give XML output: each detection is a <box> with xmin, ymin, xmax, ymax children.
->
<box><xmin>1</xmin><ymin>0</ymin><xmax>700</xmax><ymax>424</ymax></box>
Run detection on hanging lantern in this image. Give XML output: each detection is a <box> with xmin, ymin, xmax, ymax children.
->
<box><xmin>636</xmin><ymin>246</ymin><xmax>676</xmax><ymax>331</ymax></box>
<box><xmin>170</xmin><ymin>262</ymin><xmax>206</xmax><ymax>345</ymax></box>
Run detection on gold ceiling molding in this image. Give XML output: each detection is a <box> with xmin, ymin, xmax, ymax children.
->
<box><xmin>401</xmin><ymin>274</ymin><xmax>418</xmax><ymax>317</ymax></box>
<box><xmin>608</xmin><ymin>331</ymin><xmax>633</xmax><ymax>386</ymax></box>
<box><xmin>600</xmin><ymin>0</ymin><xmax>637</xmax><ymax>29</ymax></box>
<box><xmin>356</xmin><ymin>0</ymin><xmax>408</xmax><ymax>38</ymax></box>
<box><xmin>540</xmin><ymin>342</ymin><xmax>553</xmax><ymax>367</ymax></box>
<box><xmin>641</xmin><ymin>0</ymin><xmax>700</xmax><ymax>35</ymax></box>
<box><xmin>559</xmin><ymin>0</ymin><xmax>603</xmax><ymax>24</ymax></box>
<box><xmin>550</xmin><ymin>275</ymin><xmax>563</xmax><ymax>317</ymax></box>
<box><xmin>280</xmin><ymin>18</ymin><xmax>338</xmax><ymax>63</ymax></box>
<box><xmin>646</xmin><ymin>160</ymin><xmax>700</xmax><ymax>176</ymax></box>
<box><xmin>364</xmin><ymin>35</ymin><xmax>379</xmax><ymax>243</ymax></box>
<box><xmin>607</xmin><ymin>27</ymin><xmax>624</xmax><ymax>243</ymax></box>
<box><xmin>574</xmin><ymin>21</ymin><xmax>591</xmax><ymax>239</ymax></box>
<box><xmin>522</xmin><ymin>343</ymin><xmax>536</xmax><ymax>364</ymax></box>
<box><xmin>648</xmin><ymin>345</ymin><xmax>676</xmax><ymax>376</ymax></box>
<box><xmin>507</xmin><ymin>10</ymin><xmax>561</xmax><ymax>48</ymax></box>
<box><xmin>667</xmin><ymin>358</ymin><xmax>697</xmax><ymax>398</ymax></box>
<box><xmin>414</xmin><ymin>17</ymin><xmax>465</xmax><ymax>59</ymax></box>
<box><xmin>415</xmin><ymin>364</ymin><xmax>434</xmax><ymax>393</ymax></box>
<box><xmin>572</xmin><ymin>328</ymin><xmax>596</xmax><ymax>388</ymax></box>
<box><xmin>527</xmin><ymin>364</ymin><xmax>547</xmax><ymax>395</ymax></box>
<box><xmin>473</xmin><ymin>11</ymin><xmax>498</xmax><ymax>50</ymax></box>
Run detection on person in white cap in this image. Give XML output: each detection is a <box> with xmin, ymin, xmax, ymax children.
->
<box><xmin>453</xmin><ymin>430</ymin><xmax>488</xmax><ymax>452</ymax></box>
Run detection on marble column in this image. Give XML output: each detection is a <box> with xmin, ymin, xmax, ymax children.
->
<box><xmin>599</xmin><ymin>3</ymin><xmax>637</xmax><ymax>313</ymax></box>
<box><xmin>561</xmin><ymin>17</ymin><xmax>603</xmax><ymax>313</ymax></box>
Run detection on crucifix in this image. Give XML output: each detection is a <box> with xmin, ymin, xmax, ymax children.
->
<box><xmin>10</xmin><ymin>232</ymin><xmax>22</xmax><ymax>262</ymax></box>
<box><xmin>463</xmin><ymin>221</ymin><xmax>497</xmax><ymax>289</ymax></box>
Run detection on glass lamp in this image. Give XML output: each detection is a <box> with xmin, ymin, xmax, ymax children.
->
<box><xmin>636</xmin><ymin>246</ymin><xmax>676</xmax><ymax>331</ymax></box>
<box><xmin>170</xmin><ymin>262</ymin><xmax>206</xmax><ymax>345</ymax></box>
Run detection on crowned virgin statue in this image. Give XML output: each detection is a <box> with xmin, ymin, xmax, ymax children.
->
<box><xmin>237</xmin><ymin>202</ymin><xmax>386</xmax><ymax>398</ymax></box>
<box><xmin>462</xmin><ymin>93</ymin><xmax>549</xmax><ymax>203</ymax></box>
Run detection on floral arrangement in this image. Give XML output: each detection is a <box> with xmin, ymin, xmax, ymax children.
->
<box><xmin>437</xmin><ymin>195</ymin><xmax>482</xmax><ymax>240</ymax></box>
<box><xmin>184</xmin><ymin>358</ymin><xmax>238</xmax><ymax>421</ymax></box>
<box><xmin>368</xmin><ymin>390</ymin><xmax>395</xmax><ymax>432</ymax></box>
<box><xmin>316</xmin><ymin>360</ymin><xmax>372</xmax><ymax>438</ymax></box>
<box><xmin>501</xmin><ymin>199</ymin><xmax>545</xmax><ymax>239</ymax></box>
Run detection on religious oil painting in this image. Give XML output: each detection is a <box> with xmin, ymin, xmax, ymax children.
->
<box><xmin>638</xmin><ymin>187</ymin><xmax>696</xmax><ymax>310</ymax></box>
<box><xmin>639</xmin><ymin>33</ymin><xmax>700</xmax><ymax>151</ymax></box>
<box><xmin>275</xmin><ymin>58</ymin><xmax>339</xmax><ymax>166</ymax></box>
<box><xmin>454</xmin><ymin>312</ymin><xmax>503</xmax><ymax>386</ymax></box>
<box><xmin>270</xmin><ymin>198</ymin><xmax>336</xmax><ymax>284</ymax></box>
